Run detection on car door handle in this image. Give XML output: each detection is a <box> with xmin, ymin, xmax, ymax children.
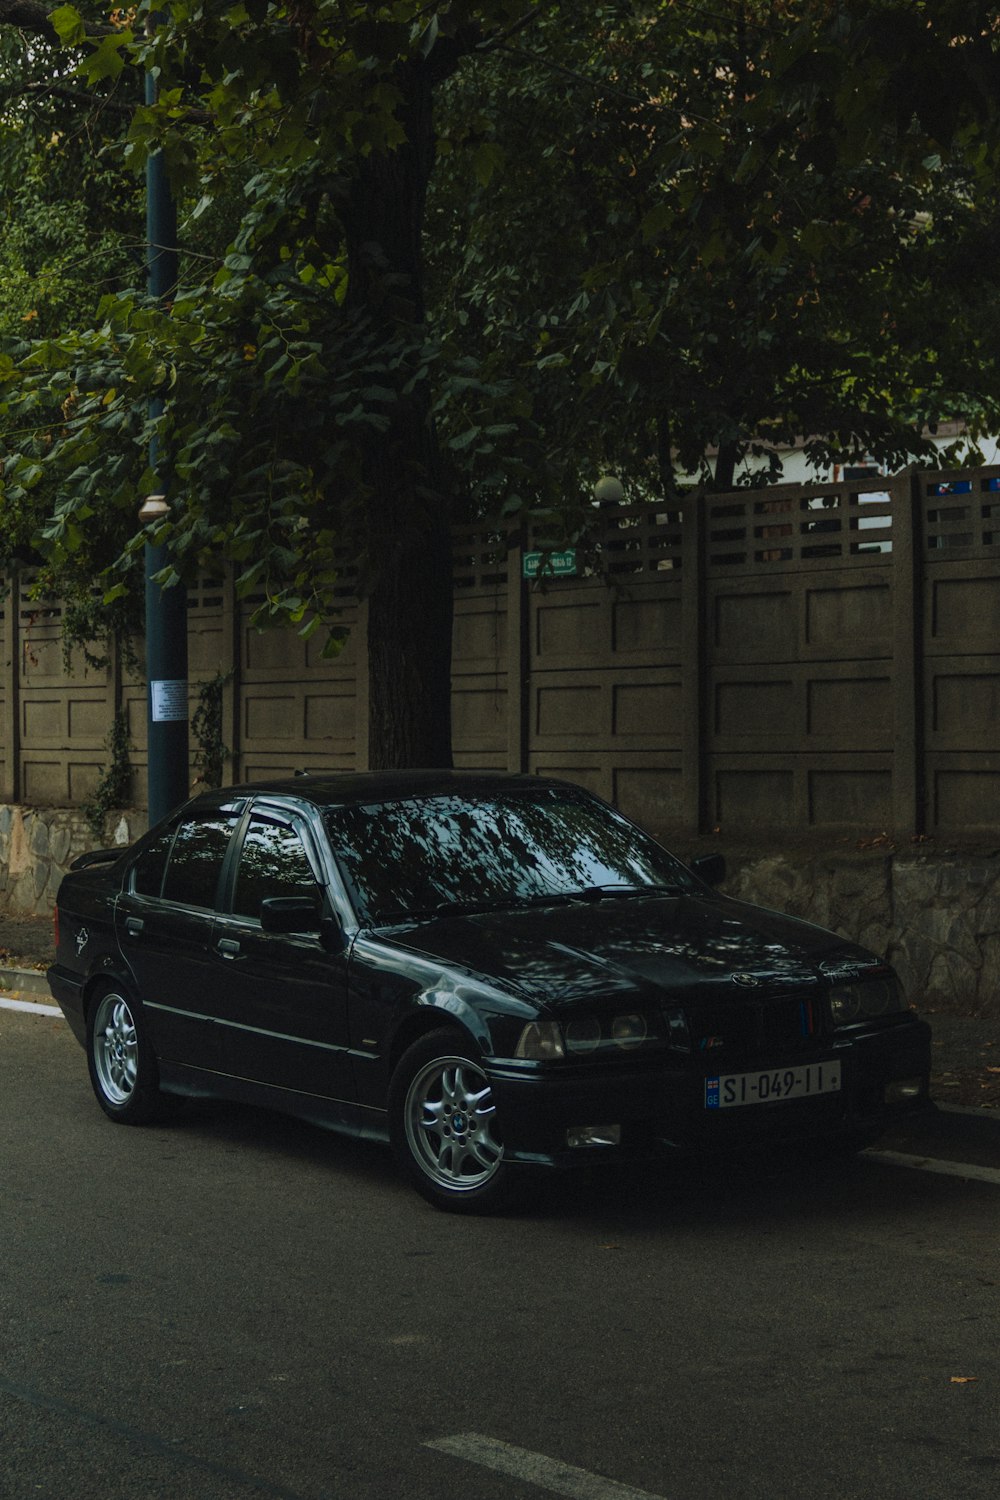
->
<box><xmin>217</xmin><ymin>938</ymin><xmax>241</xmax><ymax>959</ymax></box>
<box><xmin>125</xmin><ymin>917</ymin><xmax>144</xmax><ymax>938</ymax></box>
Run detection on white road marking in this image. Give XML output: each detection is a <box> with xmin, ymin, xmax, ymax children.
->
<box><xmin>0</xmin><ymin>995</ymin><xmax>62</xmax><ymax>1016</ymax></box>
<box><xmin>865</xmin><ymin>1148</ymin><xmax>1000</xmax><ymax>1188</ymax></box>
<box><xmin>426</xmin><ymin>1434</ymin><xmax>670</xmax><ymax>1500</ymax></box>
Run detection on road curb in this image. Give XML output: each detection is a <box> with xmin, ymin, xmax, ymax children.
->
<box><xmin>0</xmin><ymin>966</ymin><xmax>51</xmax><ymax>998</ymax></box>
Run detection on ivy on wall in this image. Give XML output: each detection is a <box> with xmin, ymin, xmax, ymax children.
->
<box><xmin>191</xmin><ymin>672</ymin><xmax>231</xmax><ymax>791</ymax></box>
<box><xmin>82</xmin><ymin>709</ymin><xmax>132</xmax><ymax>838</ymax></box>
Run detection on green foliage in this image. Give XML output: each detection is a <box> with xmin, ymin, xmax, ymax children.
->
<box><xmin>1</xmin><ymin>0</ymin><xmax>544</xmax><ymax>652</ymax></box>
<box><xmin>429</xmin><ymin>1</ymin><xmax>1000</xmax><ymax>497</ymax></box>
<box><xmin>3</xmin><ymin>0</ymin><xmax>1000</xmax><ymax>705</ymax></box>
<box><xmin>82</xmin><ymin>708</ymin><xmax>133</xmax><ymax>835</ymax></box>
<box><xmin>191</xmin><ymin>672</ymin><xmax>232</xmax><ymax>790</ymax></box>
<box><xmin>0</xmin><ymin>21</ymin><xmax>143</xmax><ymax>648</ymax></box>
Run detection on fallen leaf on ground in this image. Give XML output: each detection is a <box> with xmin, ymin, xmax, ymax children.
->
<box><xmin>950</xmin><ymin>1376</ymin><xmax>978</xmax><ymax>1384</ymax></box>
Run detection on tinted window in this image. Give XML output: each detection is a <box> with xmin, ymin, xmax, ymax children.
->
<box><xmin>132</xmin><ymin>828</ymin><xmax>176</xmax><ymax>897</ymax></box>
<box><xmin>326</xmin><ymin>789</ymin><xmax>695</xmax><ymax>923</ymax></box>
<box><xmin>231</xmin><ymin>817</ymin><xmax>320</xmax><ymax>919</ymax></box>
<box><xmin>161</xmin><ymin>817</ymin><xmax>237</xmax><ymax>909</ymax></box>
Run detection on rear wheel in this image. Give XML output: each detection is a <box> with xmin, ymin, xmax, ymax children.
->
<box><xmin>86</xmin><ymin>985</ymin><xmax>174</xmax><ymax>1125</ymax></box>
<box><xmin>388</xmin><ymin>1028</ymin><xmax>519</xmax><ymax>1213</ymax></box>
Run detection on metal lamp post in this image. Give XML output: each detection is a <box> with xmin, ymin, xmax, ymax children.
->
<box><xmin>143</xmin><ymin>54</ymin><xmax>188</xmax><ymax>825</ymax></box>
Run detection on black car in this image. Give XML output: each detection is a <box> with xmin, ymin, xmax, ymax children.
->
<box><xmin>48</xmin><ymin>771</ymin><xmax>931</xmax><ymax>1211</ymax></box>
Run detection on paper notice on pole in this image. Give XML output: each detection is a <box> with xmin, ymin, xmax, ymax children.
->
<box><xmin>150</xmin><ymin>680</ymin><xmax>188</xmax><ymax>723</ymax></box>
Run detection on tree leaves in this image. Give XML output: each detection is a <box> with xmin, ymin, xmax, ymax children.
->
<box><xmin>5</xmin><ymin>0</ymin><xmax>1000</xmax><ymax>670</ymax></box>
<box><xmin>48</xmin><ymin>5</ymin><xmax>87</xmax><ymax>47</ymax></box>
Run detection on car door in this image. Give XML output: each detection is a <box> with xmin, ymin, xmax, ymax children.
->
<box><xmin>116</xmin><ymin>805</ymin><xmax>244</xmax><ymax>1068</ymax></box>
<box><xmin>208</xmin><ymin>807</ymin><xmax>356</xmax><ymax>1102</ymax></box>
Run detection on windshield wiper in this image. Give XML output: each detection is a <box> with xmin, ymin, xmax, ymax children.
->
<box><xmin>569</xmin><ymin>883</ymin><xmax>686</xmax><ymax>901</ymax></box>
<box><xmin>513</xmin><ymin>884</ymin><xmax>686</xmax><ymax>907</ymax></box>
<box><xmin>369</xmin><ymin>884</ymin><xmax>685</xmax><ymax>926</ymax></box>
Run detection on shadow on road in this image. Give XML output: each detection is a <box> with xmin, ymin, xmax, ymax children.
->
<box><xmin>145</xmin><ymin>1092</ymin><xmax>999</xmax><ymax>1237</ymax></box>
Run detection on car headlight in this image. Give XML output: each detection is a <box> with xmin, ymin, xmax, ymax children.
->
<box><xmin>515</xmin><ymin>1021</ymin><xmax>566</xmax><ymax>1060</ymax></box>
<box><xmin>830</xmin><ymin>975</ymin><xmax>907</xmax><ymax>1026</ymax></box>
<box><xmin>565</xmin><ymin>1018</ymin><xmax>601</xmax><ymax>1054</ymax></box>
<box><xmin>522</xmin><ymin>1011</ymin><xmax>660</xmax><ymax>1059</ymax></box>
<box><xmin>611</xmin><ymin>1012</ymin><xmax>647</xmax><ymax>1049</ymax></box>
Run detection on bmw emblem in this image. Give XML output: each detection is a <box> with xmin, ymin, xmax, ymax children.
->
<box><xmin>732</xmin><ymin>972</ymin><xmax>761</xmax><ymax>988</ymax></box>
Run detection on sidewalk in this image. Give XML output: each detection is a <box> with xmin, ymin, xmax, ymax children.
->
<box><xmin>2</xmin><ymin>911</ymin><xmax>996</xmax><ymax>1108</ymax></box>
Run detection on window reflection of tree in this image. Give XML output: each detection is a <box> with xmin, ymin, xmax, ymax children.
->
<box><xmin>162</xmin><ymin>818</ymin><xmax>238</xmax><ymax>908</ymax></box>
<box><xmin>328</xmin><ymin>792</ymin><xmax>696</xmax><ymax>923</ymax></box>
<box><xmin>133</xmin><ymin>828</ymin><xmax>177</xmax><ymax>898</ymax></box>
<box><xmin>232</xmin><ymin>819</ymin><xmax>319</xmax><ymax>920</ymax></box>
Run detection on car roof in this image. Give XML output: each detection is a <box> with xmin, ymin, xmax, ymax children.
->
<box><xmin>189</xmin><ymin>769</ymin><xmax>569</xmax><ymax>814</ymax></box>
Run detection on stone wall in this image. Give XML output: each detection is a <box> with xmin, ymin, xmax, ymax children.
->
<box><xmin>0</xmin><ymin>805</ymin><xmax>146</xmax><ymax>915</ymax></box>
<box><xmin>721</xmin><ymin>847</ymin><xmax>1000</xmax><ymax>1020</ymax></box>
<box><xmin>2</xmin><ymin>803</ymin><xmax>996</xmax><ymax>1019</ymax></box>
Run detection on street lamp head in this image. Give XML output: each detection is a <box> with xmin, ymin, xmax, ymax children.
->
<box><xmin>593</xmin><ymin>475</ymin><xmax>624</xmax><ymax>506</ymax></box>
<box><xmin>138</xmin><ymin>493</ymin><xmax>171</xmax><ymax>523</ymax></box>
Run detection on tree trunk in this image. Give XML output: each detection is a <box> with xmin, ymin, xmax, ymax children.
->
<box><xmin>655</xmin><ymin>413</ymin><xmax>680</xmax><ymax>506</ymax></box>
<box><xmin>344</xmin><ymin>60</ymin><xmax>454</xmax><ymax>770</ymax></box>
<box><xmin>712</xmin><ymin>440</ymin><xmax>739</xmax><ymax>493</ymax></box>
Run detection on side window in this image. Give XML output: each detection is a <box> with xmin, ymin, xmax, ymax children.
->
<box><xmin>231</xmin><ymin>817</ymin><xmax>320</xmax><ymax>920</ymax></box>
<box><xmin>161</xmin><ymin>817</ymin><xmax>238</xmax><ymax>910</ymax></box>
<box><xmin>131</xmin><ymin>827</ymin><xmax>177</xmax><ymax>898</ymax></box>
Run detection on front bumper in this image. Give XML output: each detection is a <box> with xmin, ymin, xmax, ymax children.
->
<box><xmin>487</xmin><ymin>1015</ymin><xmax>933</xmax><ymax>1168</ymax></box>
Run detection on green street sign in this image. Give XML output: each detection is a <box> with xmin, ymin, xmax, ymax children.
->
<box><xmin>522</xmin><ymin>548</ymin><xmax>577</xmax><ymax>579</ymax></box>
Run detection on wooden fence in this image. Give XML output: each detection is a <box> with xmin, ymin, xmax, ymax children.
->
<box><xmin>2</xmin><ymin>464</ymin><xmax>997</xmax><ymax>836</ymax></box>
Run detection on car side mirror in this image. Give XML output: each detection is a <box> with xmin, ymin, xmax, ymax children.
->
<box><xmin>690</xmin><ymin>853</ymin><xmax>726</xmax><ymax>888</ymax></box>
<box><xmin>259</xmin><ymin>896</ymin><xmax>347</xmax><ymax>953</ymax></box>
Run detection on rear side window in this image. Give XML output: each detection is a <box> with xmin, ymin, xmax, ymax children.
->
<box><xmin>160</xmin><ymin>816</ymin><xmax>238</xmax><ymax>910</ymax></box>
<box><xmin>131</xmin><ymin>829</ymin><xmax>176</xmax><ymax>898</ymax></box>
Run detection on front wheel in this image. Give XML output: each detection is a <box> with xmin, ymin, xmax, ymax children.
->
<box><xmin>86</xmin><ymin>985</ymin><xmax>174</xmax><ymax>1125</ymax></box>
<box><xmin>388</xmin><ymin>1029</ymin><xmax>519</xmax><ymax>1213</ymax></box>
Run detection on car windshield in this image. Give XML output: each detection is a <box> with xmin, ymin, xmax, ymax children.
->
<box><xmin>325</xmin><ymin>788</ymin><xmax>697</xmax><ymax>925</ymax></box>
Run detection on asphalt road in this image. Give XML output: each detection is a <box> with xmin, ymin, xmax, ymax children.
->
<box><xmin>2</xmin><ymin>1006</ymin><xmax>999</xmax><ymax>1500</ymax></box>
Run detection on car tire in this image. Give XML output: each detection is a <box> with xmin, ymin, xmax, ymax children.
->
<box><xmin>388</xmin><ymin>1028</ymin><xmax>519</xmax><ymax>1213</ymax></box>
<box><xmin>86</xmin><ymin>983</ymin><xmax>174</xmax><ymax>1125</ymax></box>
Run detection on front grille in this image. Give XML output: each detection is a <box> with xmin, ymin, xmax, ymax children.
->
<box><xmin>759</xmin><ymin>995</ymin><xmax>821</xmax><ymax>1050</ymax></box>
<box><xmin>684</xmin><ymin>992</ymin><xmax>825</xmax><ymax>1067</ymax></box>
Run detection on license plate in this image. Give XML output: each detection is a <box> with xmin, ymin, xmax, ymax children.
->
<box><xmin>705</xmin><ymin>1061</ymin><xmax>841</xmax><ymax>1110</ymax></box>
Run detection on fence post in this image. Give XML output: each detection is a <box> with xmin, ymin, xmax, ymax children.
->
<box><xmin>2</xmin><ymin>567</ymin><xmax>19</xmax><ymax>803</ymax></box>
<box><xmin>892</xmin><ymin>471</ymin><xmax>923</xmax><ymax>835</ymax></box>
<box><xmin>681</xmin><ymin>492</ymin><xmax>705</xmax><ymax>833</ymax></box>
<box><xmin>222</xmin><ymin>562</ymin><xmax>240</xmax><ymax>785</ymax></box>
<box><xmin>506</xmin><ymin>528</ymin><xmax>529</xmax><ymax>774</ymax></box>
<box><xmin>108</xmin><ymin>619</ymin><xmax>122</xmax><ymax>794</ymax></box>
<box><xmin>354</xmin><ymin>597</ymin><xmax>370</xmax><ymax>772</ymax></box>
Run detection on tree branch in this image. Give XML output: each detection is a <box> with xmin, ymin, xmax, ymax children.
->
<box><xmin>474</xmin><ymin>5</ymin><xmax>555</xmax><ymax>56</ymax></box>
<box><xmin>2</xmin><ymin>79</ymin><xmax>135</xmax><ymax>113</ymax></box>
<box><xmin>0</xmin><ymin>0</ymin><xmax>115</xmax><ymax>42</ymax></box>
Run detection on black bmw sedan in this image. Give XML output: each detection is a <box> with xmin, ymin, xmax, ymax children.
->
<box><xmin>48</xmin><ymin>772</ymin><xmax>931</xmax><ymax>1211</ymax></box>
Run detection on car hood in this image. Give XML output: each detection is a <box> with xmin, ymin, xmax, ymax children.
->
<box><xmin>378</xmin><ymin>893</ymin><xmax>880</xmax><ymax>1013</ymax></box>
